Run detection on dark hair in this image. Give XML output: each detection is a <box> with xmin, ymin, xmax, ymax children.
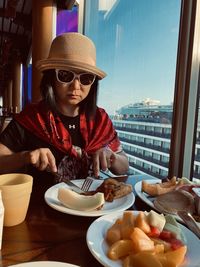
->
<box><xmin>40</xmin><ymin>70</ymin><xmax>98</xmax><ymax>118</ymax></box>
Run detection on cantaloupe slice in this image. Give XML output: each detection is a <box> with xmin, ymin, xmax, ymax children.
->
<box><xmin>157</xmin><ymin>245</ymin><xmax>187</xmax><ymax>266</ymax></box>
<box><xmin>134</xmin><ymin>211</ymin><xmax>151</xmax><ymax>234</ymax></box>
<box><xmin>106</xmin><ymin>218</ymin><xmax>122</xmax><ymax>245</ymax></box>
<box><xmin>107</xmin><ymin>239</ymin><xmax>133</xmax><ymax>260</ymax></box>
<box><xmin>123</xmin><ymin>252</ymin><xmax>162</xmax><ymax>267</ymax></box>
<box><xmin>130</xmin><ymin>227</ymin><xmax>154</xmax><ymax>252</ymax></box>
<box><xmin>157</xmin><ymin>257</ymin><xmax>178</xmax><ymax>267</ymax></box>
<box><xmin>120</xmin><ymin>211</ymin><xmax>135</xmax><ymax>239</ymax></box>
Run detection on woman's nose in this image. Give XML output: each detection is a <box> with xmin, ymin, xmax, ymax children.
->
<box><xmin>72</xmin><ymin>78</ymin><xmax>81</xmax><ymax>89</ymax></box>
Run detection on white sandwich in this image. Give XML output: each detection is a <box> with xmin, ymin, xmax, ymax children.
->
<box><xmin>58</xmin><ymin>187</ymin><xmax>105</xmax><ymax>211</ymax></box>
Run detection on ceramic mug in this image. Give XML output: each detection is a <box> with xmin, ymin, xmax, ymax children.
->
<box><xmin>0</xmin><ymin>173</ymin><xmax>33</xmax><ymax>227</ymax></box>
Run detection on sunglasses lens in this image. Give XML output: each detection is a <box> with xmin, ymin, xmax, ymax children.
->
<box><xmin>80</xmin><ymin>73</ymin><xmax>95</xmax><ymax>85</ymax></box>
<box><xmin>56</xmin><ymin>70</ymin><xmax>96</xmax><ymax>85</ymax></box>
<box><xmin>57</xmin><ymin>70</ymin><xmax>74</xmax><ymax>83</ymax></box>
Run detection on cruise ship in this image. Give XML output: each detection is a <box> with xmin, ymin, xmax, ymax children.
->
<box><xmin>111</xmin><ymin>99</ymin><xmax>174</xmax><ymax>179</ymax></box>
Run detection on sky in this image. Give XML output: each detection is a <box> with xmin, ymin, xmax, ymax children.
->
<box><xmin>84</xmin><ymin>0</ymin><xmax>181</xmax><ymax>115</ymax></box>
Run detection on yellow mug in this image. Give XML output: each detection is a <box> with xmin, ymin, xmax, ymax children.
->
<box><xmin>0</xmin><ymin>173</ymin><xmax>33</xmax><ymax>227</ymax></box>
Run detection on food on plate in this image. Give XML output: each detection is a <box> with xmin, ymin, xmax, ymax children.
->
<box><xmin>106</xmin><ymin>211</ymin><xmax>187</xmax><ymax>267</ymax></box>
<box><xmin>147</xmin><ymin>210</ymin><xmax>166</xmax><ymax>232</ymax></box>
<box><xmin>106</xmin><ymin>218</ymin><xmax>123</xmax><ymax>244</ymax></box>
<box><xmin>141</xmin><ymin>177</ymin><xmax>200</xmax><ymax>221</ymax></box>
<box><xmin>142</xmin><ymin>177</ymin><xmax>199</xmax><ymax>197</ymax></box>
<box><xmin>57</xmin><ymin>187</ymin><xmax>105</xmax><ymax>211</ymax></box>
<box><xmin>134</xmin><ymin>211</ymin><xmax>151</xmax><ymax>234</ymax></box>
<box><xmin>95</xmin><ymin>178</ymin><xmax>133</xmax><ymax>202</ymax></box>
<box><xmin>154</xmin><ymin>190</ymin><xmax>195</xmax><ymax>215</ymax></box>
<box><xmin>141</xmin><ymin>176</ymin><xmax>177</xmax><ymax>196</ymax></box>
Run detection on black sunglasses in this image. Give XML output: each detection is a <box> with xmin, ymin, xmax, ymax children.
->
<box><xmin>55</xmin><ymin>70</ymin><xmax>96</xmax><ymax>86</ymax></box>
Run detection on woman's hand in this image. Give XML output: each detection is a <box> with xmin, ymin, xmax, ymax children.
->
<box><xmin>26</xmin><ymin>148</ymin><xmax>57</xmax><ymax>172</ymax></box>
<box><xmin>92</xmin><ymin>147</ymin><xmax>129</xmax><ymax>177</ymax></box>
<box><xmin>92</xmin><ymin>147</ymin><xmax>117</xmax><ymax>177</ymax></box>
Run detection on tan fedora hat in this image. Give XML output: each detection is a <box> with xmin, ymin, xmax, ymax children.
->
<box><xmin>36</xmin><ymin>32</ymin><xmax>106</xmax><ymax>79</ymax></box>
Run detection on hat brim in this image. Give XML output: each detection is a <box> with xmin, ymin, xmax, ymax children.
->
<box><xmin>36</xmin><ymin>59</ymin><xmax>106</xmax><ymax>79</ymax></box>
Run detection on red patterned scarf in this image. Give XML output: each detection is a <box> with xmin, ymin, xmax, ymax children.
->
<box><xmin>14</xmin><ymin>101</ymin><xmax>121</xmax><ymax>158</ymax></box>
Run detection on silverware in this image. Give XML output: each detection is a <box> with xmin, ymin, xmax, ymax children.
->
<box><xmin>100</xmin><ymin>170</ymin><xmax>128</xmax><ymax>182</ymax></box>
<box><xmin>63</xmin><ymin>179</ymin><xmax>86</xmax><ymax>194</ymax></box>
<box><xmin>177</xmin><ymin>211</ymin><xmax>200</xmax><ymax>239</ymax></box>
<box><xmin>81</xmin><ymin>177</ymin><xmax>94</xmax><ymax>191</ymax></box>
<box><xmin>52</xmin><ymin>172</ymin><xmax>85</xmax><ymax>194</ymax></box>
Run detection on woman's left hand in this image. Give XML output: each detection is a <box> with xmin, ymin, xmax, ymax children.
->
<box><xmin>92</xmin><ymin>147</ymin><xmax>117</xmax><ymax>177</ymax></box>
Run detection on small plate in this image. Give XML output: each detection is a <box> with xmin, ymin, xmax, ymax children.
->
<box><xmin>44</xmin><ymin>179</ymin><xmax>135</xmax><ymax>217</ymax></box>
<box><xmin>8</xmin><ymin>261</ymin><xmax>79</xmax><ymax>267</ymax></box>
<box><xmin>86</xmin><ymin>211</ymin><xmax>200</xmax><ymax>267</ymax></box>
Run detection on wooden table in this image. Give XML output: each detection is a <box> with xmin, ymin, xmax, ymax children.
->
<box><xmin>1</xmin><ymin>175</ymin><xmax>153</xmax><ymax>267</ymax></box>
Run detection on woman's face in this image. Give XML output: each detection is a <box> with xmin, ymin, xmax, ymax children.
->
<box><xmin>54</xmin><ymin>69</ymin><xmax>95</xmax><ymax>114</ymax></box>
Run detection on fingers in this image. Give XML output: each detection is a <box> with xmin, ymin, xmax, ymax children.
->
<box><xmin>47</xmin><ymin>152</ymin><xmax>57</xmax><ymax>172</ymax></box>
<box><xmin>92</xmin><ymin>147</ymin><xmax>116</xmax><ymax>177</ymax></box>
<box><xmin>92</xmin><ymin>153</ymin><xmax>100</xmax><ymax>177</ymax></box>
<box><xmin>28</xmin><ymin>148</ymin><xmax>57</xmax><ymax>172</ymax></box>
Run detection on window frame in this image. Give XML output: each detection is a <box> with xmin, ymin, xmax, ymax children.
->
<box><xmin>169</xmin><ymin>0</ymin><xmax>200</xmax><ymax>180</ymax></box>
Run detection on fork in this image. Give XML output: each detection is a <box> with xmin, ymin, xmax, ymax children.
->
<box><xmin>81</xmin><ymin>177</ymin><xmax>94</xmax><ymax>191</ymax></box>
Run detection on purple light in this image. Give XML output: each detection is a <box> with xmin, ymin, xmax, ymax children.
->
<box><xmin>56</xmin><ymin>7</ymin><xmax>78</xmax><ymax>35</ymax></box>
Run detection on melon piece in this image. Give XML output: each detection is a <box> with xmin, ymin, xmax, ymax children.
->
<box><xmin>147</xmin><ymin>210</ymin><xmax>166</xmax><ymax>232</ymax></box>
<box><xmin>157</xmin><ymin>245</ymin><xmax>187</xmax><ymax>266</ymax></box>
<box><xmin>120</xmin><ymin>211</ymin><xmax>135</xmax><ymax>239</ymax></box>
<box><xmin>123</xmin><ymin>252</ymin><xmax>162</xmax><ymax>267</ymax></box>
<box><xmin>58</xmin><ymin>187</ymin><xmax>105</xmax><ymax>211</ymax></box>
<box><xmin>130</xmin><ymin>227</ymin><xmax>154</xmax><ymax>252</ymax></box>
<box><xmin>106</xmin><ymin>218</ymin><xmax>122</xmax><ymax>245</ymax></box>
<box><xmin>134</xmin><ymin>211</ymin><xmax>151</xmax><ymax>234</ymax></box>
<box><xmin>107</xmin><ymin>239</ymin><xmax>133</xmax><ymax>260</ymax></box>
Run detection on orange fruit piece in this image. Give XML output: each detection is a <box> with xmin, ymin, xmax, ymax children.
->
<box><xmin>107</xmin><ymin>239</ymin><xmax>133</xmax><ymax>260</ymax></box>
<box><xmin>123</xmin><ymin>252</ymin><xmax>162</xmax><ymax>267</ymax></box>
<box><xmin>157</xmin><ymin>245</ymin><xmax>187</xmax><ymax>266</ymax></box>
<box><xmin>134</xmin><ymin>211</ymin><xmax>151</xmax><ymax>234</ymax></box>
<box><xmin>130</xmin><ymin>227</ymin><xmax>154</xmax><ymax>252</ymax></box>
<box><xmin>106</xmin><ymin>218</ymin><xmax>122</xmax><ymax>245</ymax></box>
<box><xmin>120</xmin><ymin>211</ymin><xmax>135</xmax><ymax>239</ymax></box>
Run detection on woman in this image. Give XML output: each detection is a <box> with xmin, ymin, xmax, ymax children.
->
<box><xmin>0</xmin><ymin>33</ymin><xmax>129</xmax><ymax>182</ymax></box>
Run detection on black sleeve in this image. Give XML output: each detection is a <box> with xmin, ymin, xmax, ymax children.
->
<box><xmin>0</xmin><ymin>119</ymin><xmax>65</xmax><ymax>165</ymax></box>
<box><xmin>0</xmin><ymin>119</ymin><xmax>27</xmax><ymax>152</ymax></box>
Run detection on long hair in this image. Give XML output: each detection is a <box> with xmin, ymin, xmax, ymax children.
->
<box><xmin>40</xmin><ymin>70</ymin><xmax>98</xmax><ymax>118</ymax></box>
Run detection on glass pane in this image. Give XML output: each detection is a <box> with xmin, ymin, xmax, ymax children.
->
<box><xmin>84</xmin><ymin>0</ymin><xmax>181</xmax><ymax>179</ymax></box>
<box><xmin>193</xmin><ymin>109</ymin><xmax>200</xmax><ymax>181</ymax></box>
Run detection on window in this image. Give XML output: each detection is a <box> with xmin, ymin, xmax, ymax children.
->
<box><xmin>83</xmin><ymin>0</ymin><xmax>181</xmax><ymax>179</ymax></box>
<box><xmin>78</xmin><ymin>0</ymin><xmax>200</xmax><ymax>181</ymax></box>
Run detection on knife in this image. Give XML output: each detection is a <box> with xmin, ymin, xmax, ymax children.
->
<box><xmin>62</xmin><ymin>179</ymin><xmax>86</xmax><ymax>194</ymax></box>
<box><xmin>53</xmin><ymin>172</ymin><xmax>86</xmax><ymax>194</ymax></box>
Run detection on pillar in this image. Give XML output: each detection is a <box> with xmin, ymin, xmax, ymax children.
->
<box><xmin>12</xmin><ymin>55</ymin><xmax>21</xmax><ymax>113</ymax></box>
<box><xmin>32</xmin><ymin>0</ymin><xmax>55</xmax><ymax>102</ymax></box>
<box><xmin>7</xmin><ymin>79</ymin><xmax>13</xmax><ymax>110</ymax></box>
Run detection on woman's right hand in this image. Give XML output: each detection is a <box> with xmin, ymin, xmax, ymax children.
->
<box><xmin>26</xmin><ymin>148</ymin><xmax>57</xmax><ymax>173</ymax></box>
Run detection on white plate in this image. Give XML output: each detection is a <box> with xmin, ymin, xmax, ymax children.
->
<box><xmin>134</xmin><ymin>179</ymin><xmax>200</xmax><ymax>227</ymax></box>
<box><xmin>44</xmin><ymin>180</ymin><xmax>135</xmax><ymax>217</ymax></box>
<box><xmin>134</xmin><ymin>179</ymin><xmax>159</xmax><ymax>209</ymax></box>
<box><xmin>8</xmin><ymin>261</ymin><xmax>79</xmax><ymax>267</ymax></box>
<box><xmin>86</xmin><ymin>211</ymin><xmax>200</xmax><ymax>267</ymax></box>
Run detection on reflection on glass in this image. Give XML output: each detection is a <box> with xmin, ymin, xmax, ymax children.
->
<box><xmin>84</xmin><ymin>0</ymin><xmax>181</xmax><ymax>179</ymax></box>
<box><xmin>193</xmin><ymin>107</ymin><xmax>200</xmax><ymax>181</ymax></box>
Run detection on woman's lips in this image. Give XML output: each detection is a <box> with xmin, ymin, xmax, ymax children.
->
<box><xmin>68</xmin><ymin>94</ymin><xmax>80</xmax><ymax>99</ymax></box>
